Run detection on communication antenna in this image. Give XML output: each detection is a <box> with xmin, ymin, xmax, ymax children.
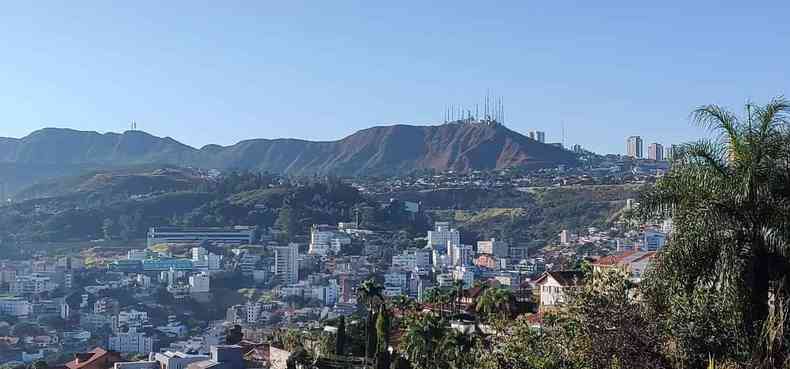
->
<box><xmin>562</xmin><ymin>121</ymin><xmax>566</xmax><ymax>148</ymax></box>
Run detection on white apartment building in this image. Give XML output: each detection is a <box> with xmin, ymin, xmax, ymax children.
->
<box><xmin>191</xmin><ymin>247</ymin><xmax>222</xmax><ymax>271</ymax></box>
<box><xmin>0</xmin><ymin>297</ymin><xmax>32</xmax><ymax>317</ymax></box>
<box><xmin>273</xmin><ymin>243</ymin><xmax>299</xmax><ymax>284</ymax></box>
<box><xmin>427</xmin><ymin>222</ymin><xmax>460</xmax><ymax>252</ymax></box>
<box><xmin>10</xmin><ymin>274</ymin><xmax>57</xmax><ymax>295</ymax></box>
<box><xmin>188</xmin><ymin>272</ymin><xmax>210</xmax><ymax>293</ymax></box>
<box><xmin>113</xmin><ymin>309</ymin><xmax>149</xmax><ymax>333</ymax></box>
<box><xmin>108</xmin><ymin>327</ymin><xmax>154</xmax><ymax>353</ymax></box>
<box><xmin>308</xmin><ymin>224</ymin><xmax>351</xmax><ymax>255</ymax></box>
<box><xmin>392</xmin><ymin>249</ymin><xmax>431</xmax><ymax>270</ymax></box>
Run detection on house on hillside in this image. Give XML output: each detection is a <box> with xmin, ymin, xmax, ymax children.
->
<box><xmin>591</xmin><ymin>251</ymin><xmax>655</xmax><ymax>283</ymax></box>
<box><xmin>535</xmin><ymin>271</ymin><xmax>585</xmax><ymax>312</ymax></box>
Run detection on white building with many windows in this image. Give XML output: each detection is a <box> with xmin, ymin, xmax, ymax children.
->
<box><xmin>0</xmin><ymin>297</ymin><xmax>32</xmax><ymax>317</ymax></box>
<box><xmin>108</xmin><ymin>327</ymin><xmax>154</xmax><ymax>353</ymax></box>
<box><xmin>273</xmin><ymin>243</ymin><xmax>299</xmax><ymax>284</ymax></box>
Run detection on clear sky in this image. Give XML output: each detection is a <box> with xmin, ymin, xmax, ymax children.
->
<box><xmin>1</xmin><ymin>1</ymin><xmax>788</xmax><ymax>154</ymax></box>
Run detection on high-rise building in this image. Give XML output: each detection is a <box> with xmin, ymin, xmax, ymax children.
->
<box><xmin>427</xmin><ymin>222</ymin><xmax>460</xmax><ymax>253</ymax></box>
<box><xmin>648</xmin><ymin>143</ymin><xmax>664</xmax><ymax>161</ymax></box>
<box><xmin>627</xmin><ymin>136</ymin><xmax>643</xmax><ymax>158</ymax></box>
<box><xmin>559</xmin><ymin>229</ymin><xmax>571</xmax><ymax>245</ymax></box>
<box><xmin>273</xmin><ymin>243</ymin><xmax>299</xmax><ymax>284</ymax></box>
<box><xmin>528</xmin><ymin>131</ymin><xmax>546</xmax><ymax>143</ymax></box>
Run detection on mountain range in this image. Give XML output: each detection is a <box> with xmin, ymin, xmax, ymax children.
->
<box><xmin>0</xmin><ymin>122</ymin><xmax>578</xmax><ymax>195</ymax></box>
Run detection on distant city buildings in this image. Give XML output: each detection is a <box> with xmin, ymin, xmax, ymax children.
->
<box><xmin>626</xmin><ymin>136</ymin><xmax>643</xmax><ymax>158</ymax></box>
<box><xmin>477</xmin><ymin>238</ymin><xmax>508</xmax><ymax>258</ymax></box>
<box><xmin>648</xmin><ymin>142</ymin><xmax>664</xmax><ymax>161</ymax></box>
<box><xmin>528</xmin><ymin>130</ymin><xmax>546</xmax><ymax>143</ymax></box>
<box><xmin>147</xmin><ymin>226</ymin><xmax>255</xmax><ymax>248</ymax></box>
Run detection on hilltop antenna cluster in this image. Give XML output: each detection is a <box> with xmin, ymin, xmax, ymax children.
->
<box><xmin>130</xmin><ymin>120</ymin><xmax>138</xmax><ymax>131</ymax></box>
<box><xmin>443</xmin><ymin>91</ymin><xmax>505</xmax><ymax>126</ymax></box>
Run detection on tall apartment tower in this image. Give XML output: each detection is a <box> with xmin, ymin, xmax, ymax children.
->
<box><xmin>627</xmin><ymin>136</ymin><xmax>643</xmax><ymax>158</ymax></box>
<box><xmin>273</xmin><ymin>243</ymin><xmax>299</xmax><ymax>284</ymax></box>
<box><xmin>648</xmin><ymin>143</ymin><xmax>664</xmax><ymax>161</ymax></box>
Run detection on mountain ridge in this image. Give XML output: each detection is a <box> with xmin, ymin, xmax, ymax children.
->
<box><xmin>0</xmin><ymin>122</ymin><xmax>577</xmax><ymax>194</ymax></box>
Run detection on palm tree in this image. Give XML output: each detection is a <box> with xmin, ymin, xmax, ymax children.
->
<box><xmin>400</xmin><ymin>313</ymin><xmax>443</xmax><ymax>369</ymax></box>
<box><xmin>358</xmin><ymin>278</ymin><xmax>383</xmax><ymax>367</ymax></box>
<box><xmin>452</xmin><ymin>280</ymin><xmax>465</xmax><ymax>315</ymax></box>
<box><xmin>641</xmin><ymin>97</ymin><xmax>790</xmax><ymax>364</ymax></box>
<box><xmin>475</xmin><ymin>287</ymin><xmax>514</xmax><ymax>321</ymax></box>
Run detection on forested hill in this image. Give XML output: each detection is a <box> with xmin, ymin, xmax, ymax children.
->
<box><xmin>0</xmin><ymin>123</ymin><xmax>578</xmax><ymax>194</ymax></box>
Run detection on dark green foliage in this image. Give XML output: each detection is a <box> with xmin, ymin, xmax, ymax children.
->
<box><xmin>335</xmin><ymin>316</ymin><xmax>346</xmax><ymax>356</ymax></box>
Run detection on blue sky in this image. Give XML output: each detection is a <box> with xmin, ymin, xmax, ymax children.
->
<box><xmin>0</xmin><ymin>1</ymin><xmax>788</xmax><ymax>154</ymax></box>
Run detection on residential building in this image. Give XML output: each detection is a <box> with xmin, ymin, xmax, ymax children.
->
<box><xmin>308</xmin><ymin>224</ymin><xmax>350</xmax><ymax>255</ymax></box>
<box><xmin>559</xmin><ymin>230</ymin><xmax>571</xmax><ymax>245</ymax></box>
<box><xmin>189</xmin><ymin>272</ymin><xmax>211</xmax><ymax>293</ymax></box>
<box><xmin>592</xmin><ymin>251</ymin><xmax>656</xmax><ymax>283</ymax></box>
<box><xmin>273</xmin><ymin>243</ymin><xmax>299</xmax><ymax>284</ymax></box>
<box><xmin>477</xmin><ymin>238</ymin><xmax>508</xmax><ymax>258</ymax></box>
<box><xmin>452</xmin><ymin>266</ymin><xmax>475</xmax><ymax>288</ymax></box>
<box><xmin>10</xmin><ymin>274</ymin><xmax>57</xmax><ymax>295</ymax></box>
<box><xmin>153</xmin><ymin>351</ymin><xmax>210</xmax><ymax>369</ymax></box>
<box><xmin>384</xmin><ymin>272</ymin><xmax>409</xmax><ymax>297</ymax></box>
<box><xmin>529</xmin><ymin>130</ymin><xmax>546</xmax><ymax>143</ymax></box>
<box><xmin>392</xmin><ymin>248</ymin><xmax>431</xmax><ymax>270</ymax></box>
<box><xmin>147</xmin><ymin>226</ymin><xmax>255</xmax><ymax>247</ymax></box>
<box><xmin>427</xmin><ymin>222</ymin><xmax>460</xmax><ymax>252</ymax></box>
<box><xmin>186</xmin><ymin>345</ymin><xmax>244</xmax><ymax>369</ymax></box>
<box><xmin>627</xmin><ymin>136</ymin><xmax>643</xmax><ymax>158</ymax></box>
<box><xmin>0</xmin><ymin>297</ymin><xmax>32</xmax><ymax>317</ymax></box>
<box><xmin>648</xmin><ymin>143</ymin><xmax>664</xmax><ymax>161</ymax></box>
<box><xmin>449</xmin><ymin>244</ymin><xmax>474</xmax><ymax>266</ymax></box>
<box><xmin>535</xmin><ymin>271</ymin><xmax>585</xmax><ymax>311</ymax></box>
<box><xmin>112</xmin><ymin>310</ymin><xmax>148</xmax><ymax>333</ymax></box>
<box><xmin>108</xmin><ymin>327</ymin><xmax>154</xmax><ymax>353</ymax></box>
<box><xmin>63</xmin><ymin>348</ymin><xmax>122</xmax><ymax>369</ymax></box>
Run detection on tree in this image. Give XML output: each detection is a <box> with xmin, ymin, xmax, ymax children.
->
<box><xmin>475</xmin><ymin>287</ymin><xmax>514</xmax><ymax>321</ymax></box>
<box><xmin>275</xmin><ymin>206</ymin><xmax>299</xmax><ymax>240</ymax></box>
<box><xmin>335</xmin><ymin>315</ymin><xmax>346</xmax><ymax>356</ymax></box>
<box><xmin>375</xmin><ymin>305</ymin><xmax>391</xmax><ymax>369</ymax></box>
<box><xmin>452</xmin><ymin>280</ymin><xmax>464</xmax><ymax>315</ymax></box>
<box><xmin>640</xmin><ymin>97</ymin><xmax>790</xmax><ymax>367</ymax></box>
<box><xmin>357</xmin><ymin>279</ymin><xmax>383</xmax><ymax>366</ymax></box>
